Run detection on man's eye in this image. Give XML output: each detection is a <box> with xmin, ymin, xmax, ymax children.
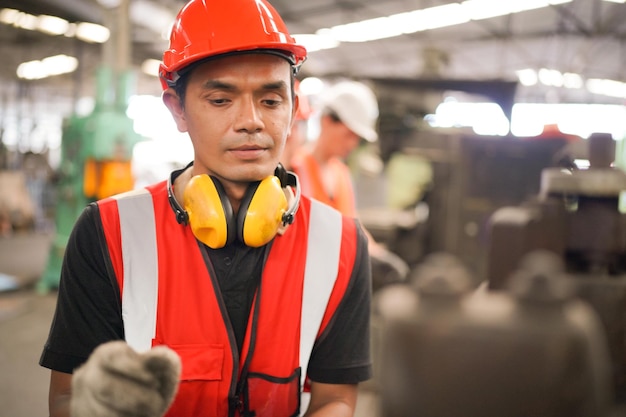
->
<box><xmin>264</xmin><ymin>99</ymin><xmax>281</xmax><ymax>106</ymax></box>
<box><xmin>210</xmin><ymin>98</ymin><xmax>229</xmax><ymax>105</ymax></box>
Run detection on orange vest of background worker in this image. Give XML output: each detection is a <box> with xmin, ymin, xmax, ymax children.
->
<box><xmin>290</xmin><ymin>81</ymin><xmax>379</xmax><ymax>218</ymax></box>
<box><xmin>292</xmin><ymin>152</ymin><xmax>357</xmax><ymax>217</ymax></box>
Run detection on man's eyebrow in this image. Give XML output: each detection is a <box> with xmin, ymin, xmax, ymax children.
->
<box><xmin>260</xmin><ymin>81</ymin><xmax>288</xmax><ymax>92</ymax></box>
<box><xmin>200</xmin><ymin>79</ymin><xmax>288</xmax><ymax>93</ymax></box>
<box><xmin>201</xmin><ymin>80</ymin><xmax>236</xmax><ymax>91</ymax></box>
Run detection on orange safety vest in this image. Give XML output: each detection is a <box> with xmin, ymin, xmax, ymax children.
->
<box><xmin>291</xmin><ymin>152</ymin><xmax>357</xmax><ymax>217</ymax></box>
<box><xmin>97</xmin><ymin>180</ymin><xmax>359</xmax><ymax>417</ymax></box>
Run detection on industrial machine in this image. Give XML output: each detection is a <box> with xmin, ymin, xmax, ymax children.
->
<box><xmin>487</xmin><ymin>132</ymin><xmax>626</xmax><ymax>406</ymax></box>
<box><xmin>38</xmin><ymin>66</ymin><xmax>141</xmax><ymax>292</ymax></box>
<box><xmin>374</xmin><ymin>132</ymin><xmax>626</xmax><ymax>416</ymax></box>
<box><xmin>377</xmin><ymin>251</ymin><xmax>613</xmax><ymax>417</ymax></box>
<box><xmin>38</xmin><ymin>0</ymin><xmax>142</xmax><ymax>292</ymax></box>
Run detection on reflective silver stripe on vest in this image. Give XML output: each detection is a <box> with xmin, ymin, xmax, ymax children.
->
<box><xmin>299</xmin><ymin>199</ymin><xmax>342</xmax><ymax>414</ymax></box>
<box><xmin>114</xmin><ymin>188</ymin><xmax>158</xmax><ymax>353</ymax></box>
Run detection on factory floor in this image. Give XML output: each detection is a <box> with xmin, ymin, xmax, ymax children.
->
<box><xmin>0</xmin><ymin>232</ymin><xmax>381</xmax><ymax>417</ymax></box>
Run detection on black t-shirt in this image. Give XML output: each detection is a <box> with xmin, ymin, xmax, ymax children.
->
<box><xmin>40</xmin><ymin>201</ymin><xmax>372</xmax><ymax>384</ymax></box>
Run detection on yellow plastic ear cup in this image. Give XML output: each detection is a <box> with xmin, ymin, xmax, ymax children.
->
<box><xmin>183</xmin><ymin>175</ymin><xmax>233</xmax><ymax>249</ymax></box>
<box><xmin>240</xmin><ymin>176</ymin><xmax>288</xmax><ymax>247</ymax></box>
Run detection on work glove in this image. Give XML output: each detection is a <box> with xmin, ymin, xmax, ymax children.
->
<box><xmin>70</xmin><ymin>341</ymin><xmax>181</xmax><ymax>417</ymax></box>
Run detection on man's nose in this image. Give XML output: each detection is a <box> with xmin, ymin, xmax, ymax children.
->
<box><xmin>235</xmin><ymin>96</ymin><xmax>263</xmax><ymax>133</ymax></box>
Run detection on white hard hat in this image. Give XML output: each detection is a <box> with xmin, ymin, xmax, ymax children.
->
<box><xmin>321</xmin><ymin>81</ymin><xmax>379</xmax><ymax>142</ymax></box>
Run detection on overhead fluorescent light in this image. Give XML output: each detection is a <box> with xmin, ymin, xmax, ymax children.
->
<box><xmin>395</xmin><ymin>3</ymin><xmax>469</xmax><ymax>33</ymax></box>
<box><xmin>304</xmin><ymin>0</ymin><xmax>573</xmax><ymax>46</ymax></box>
<box><xmin>0</xmin><ymin>8</ymin><xmax>19</xmax><ymax>25</ymax></box>
<box><xmin>13</xmin><ymin>11</ymin><xmax>38</xmax><ymax>30</ymax></box>
<box><xmin>538</xmin><ymin>68</ymin><xmax>564</xmax><ymax>87</ymax></box>
<box><xmin>1</xmin><ymin>8</ymin><xmax>109</xmax><ymax>43</ymax></box>
<box><xmin>17</xmin><ymin>54</ymin><xmax>78</xmax><ymax>80</ymax></box>
<box><xmin>37</xmin><ymin>15</ymin><xmax>69</xmax><ymax>36</ymax></box>
<box><xmin>517</xmin><ymin>68</ymin><xmax>626</xmax><ymax>98</ymax></box>
<box><xmin>292</xmin><ymin>33</ymin><xmax>340</xmax><ymax>52</ymax></box>
<box><xmin>463</xmin><ymin>0</ymin><xmax>571</xmax><ymax>20</ymax></box>
<box><xmin>75</xmin><ymin>22</ymin><xmax>110</xmax><ymax>43</ymax></box>
<box><xmin>562</xmin><ymin>72</ymin><xmax>583</xmax><ymax>89</ymax></box>
<box><xmin>586</xmin><ymin>79</ymin><xmax>626</xmax><ymax>98</ymax></box>
<box><xmin>516</xmin><ymin>69</ymin><xmax>538</xmax><ymax>86</ymax></box>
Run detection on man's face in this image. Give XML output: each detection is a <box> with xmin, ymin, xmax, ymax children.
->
<box><xmin>164</xmin><ymin>53</ymin><xmax>295</xmax><ymax>188</ymax></box>
<box><xmin>322</xmin><ymin>114</ymin><xmax>361</xmax><ymax>160</ymax></box>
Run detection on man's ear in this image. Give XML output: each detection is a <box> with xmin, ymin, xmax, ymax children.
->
<box><xmin>162</xmin><ymin>88</ymin><xmax>188</xmax><ymax>133</ymax></box>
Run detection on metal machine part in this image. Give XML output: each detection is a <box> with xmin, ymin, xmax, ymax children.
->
<box><xmin>378</xmin><ymin>251</ymin><xmax>613</xmax><ymax>417</ymax></box>
<box><xmin>487</xmin><ymin>132</ymin><xmax>626</xmax><ymax>405</ymax></box>
<box><xmin>38</xmin><ymin>67</ymin><xmax>141</xmax><ymax>292</ymax></box>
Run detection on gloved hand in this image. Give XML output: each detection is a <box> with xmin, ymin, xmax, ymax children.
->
<box><xmin>70</xmin><ymin>341</ymin><xmax>181</xmax><ymax>417</ymax></box>
<box><xmin>370</xmin><ymin>246</ymin><xmax>411</xmax><ymax>292</ymax></box>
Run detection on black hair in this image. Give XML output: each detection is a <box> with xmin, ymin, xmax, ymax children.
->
<box><xmin>326</xmin><ymin>109</ymin><xmax>342</xmax><ymax>123</ymax></box>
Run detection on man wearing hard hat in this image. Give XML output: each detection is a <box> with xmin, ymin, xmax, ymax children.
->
<box><xmin>291</xmin><ymin>81</ymin><xmax>409</xmax><ymax>282</ymax></box>
<box><xmin>291</xmin><ymin>81</ymin><xmax>379</xmax><ymax>216</ymax></box>
<box><xmin>39</xmin><ymin>1</ymin><xmax>372</xmax><ymax>416</ymax></box>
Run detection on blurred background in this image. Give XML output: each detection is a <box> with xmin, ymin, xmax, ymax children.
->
<box><xmin>0</xmin><ymin>0</ymin><xmax>625</xmax><ymax>416</ymax></box>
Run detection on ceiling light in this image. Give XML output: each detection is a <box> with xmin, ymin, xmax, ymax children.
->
<box><xmin>75</xmin><ymin>22</ymin><xmax>110</xmax><ymax>43</ymax></box>
<box><xmin>293</xmin><ymin>33</ymin><xmax>340</xmax><ymax>52</ymax></box>
<box><xmin>1</xmin><ymin>8</ymin><xmax>110</xmax><ymax>44</ymax></box>
<box><xmin>462</xmin><ymin>0</ymin><xmax>571</xmax><ymax>20</ymax></box>
<box><xmin>562</xmin><ymin>72</ymin><xmax>583</xmax><ymax>89</ymax></box>
<box><xmin>15</xmin><ymin>11</ymin><xmax>38</xmax><ymax>31</ymax></box>
<box><xmin>586</xmin><ymin>79</ymin><xmax>626</xmax><ymax>98</ymax></box>
<box><xmin>325</xmin><ymin>16</ymin><xmax>402</xmax><ymax>42</ymax></box>
<box><xmin>0</xmin><ymin>8</ymin><xmax>19</xmax><ymax>25</ymax></box>
<box><xmin>538</xmin><ymin>68</ymin><xmax>564</xmax><ymax>87</ymax></box>
<box><xmin>37</xmin><ymin>15</ymin><xmax>69</xmax><ymax>36</ymax></box>
<box><xmin>17</xmin><ymin>54</ymin><xmax>78</xmax><ymax>80</ymax></box>
<box><xmin>516</xmin><ymin>69</ymin><xmax>538</xmax><ymax>86</ymax></box>
<box><xmin>396</xmin><ymin>3</ymin><xmax>469</xmax><ymax>32</ymax></box>
<box><xmin>305</xmin><ymin>0</ymin><xmax>573</xmax><ymax>45</ymax></box>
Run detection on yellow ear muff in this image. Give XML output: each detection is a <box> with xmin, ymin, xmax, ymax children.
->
<box><xmin>239</xmin><ymin>176</ymin><xmax>288</xmax><ymax>247</ymax></box>
<box><xmin>183</xmin><ymin>175</ymin><xmax>234</xmax><ymax>249</ymax></box>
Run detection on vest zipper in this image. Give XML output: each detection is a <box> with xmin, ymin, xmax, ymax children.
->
<box><xmin>200</xmin><ymin>242</ymin><xmax>241</xmax><ymax>417</ymax></box>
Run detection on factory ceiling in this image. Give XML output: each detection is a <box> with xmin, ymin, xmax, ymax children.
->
<box><xmin>0</xmin><ymin>0</ymin><xmax>624</xmax><ymax>117</ymax></box>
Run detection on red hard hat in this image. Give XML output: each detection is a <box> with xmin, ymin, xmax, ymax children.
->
<box><xmin>159</xmin><ymin>0</ymin><xmax>307</xmax><ymax>90</ymax></box>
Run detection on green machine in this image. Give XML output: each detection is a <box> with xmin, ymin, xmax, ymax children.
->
<box><xmin>38</xmin><ymin>66</ymin><xmax>143</xmax><ymax>293</ymax></box>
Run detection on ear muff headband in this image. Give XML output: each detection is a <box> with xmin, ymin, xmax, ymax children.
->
<box><xmin>183</xmin><ymin>175</ymin><xmax>235</xmax><ymax>249</ymax></box>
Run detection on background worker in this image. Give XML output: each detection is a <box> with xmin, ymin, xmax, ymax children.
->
<box><xmin>290</xmin><ymin>80</ymin><xmax>409</xmax><ymax>287</ymax></box>
<box><xmin>39</xmin><ymin>1</ymin><xmax>372</xmax><ymax>416</ymax></box>
<box><xmin>280</xmin><ymin>79</ymin><xmax>311</xmax><ymax>170</ymax></box>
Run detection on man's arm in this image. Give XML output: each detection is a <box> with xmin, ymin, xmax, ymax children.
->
<box><xmin>305</xmin><ymin>381</ymin><xmax>358</xmax><ymax>417</ymax></box>
<box><xmin>49</xmin><ymin>370</ymin><xmax>72</xmax><ymax>417</ymax></box>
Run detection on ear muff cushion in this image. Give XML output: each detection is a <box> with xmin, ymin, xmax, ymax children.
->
<box><xmin>237</xmin><ymin>176</ymin><xmax>288</xmax><ymax>247</ymax></box>
<box><xmin>183</xmin><ymin>175</ymin><xmax>235</xmax><ymax>248</ymax></box>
